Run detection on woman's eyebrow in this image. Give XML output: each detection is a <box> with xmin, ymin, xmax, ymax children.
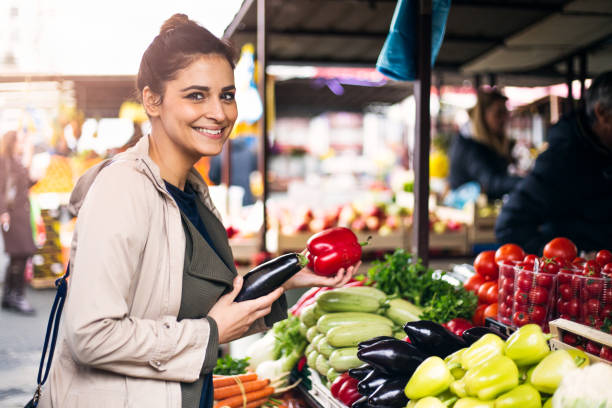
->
<box><xmin>179</xmin><ymin>85</ymin><xmax>236</xmax><ymax>92</ymax></box>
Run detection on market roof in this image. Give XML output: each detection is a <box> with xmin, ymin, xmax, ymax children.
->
<box><xmin>224</xmin><ymin>0</ymin><xmax>612</xmax><ymax>84</ymax></box>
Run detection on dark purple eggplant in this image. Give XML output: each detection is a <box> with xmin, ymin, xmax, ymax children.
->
<box><xmin>462</xmin><ymin>326</ymin><xmax>508</xmax><ymax>345</ymax></box>
<box><xmin>403</xmin><ymin>320</ymin><xmax>467</xmax><ymax>358</ymax></box>
<box><xmin>348</xmin><ymin>364</ymin><xmax>375</xmax><ymax>380</ymax></box>
<box><xmin>358</xmin><ymin>336</ymin><xmax>397</xmax><ymax>350</ymax></box>
<box><xmin>235</xmin><ymin>253</ymin><xmax>308</xmax><ymax>301</ymax></box>
<box><xmin>351</xmin><ymin>396</ymin><xmax>370</xmax><ymax>408</ymax></box>
<box><xmin>357</xmin><ymin>339</ymin><xmax>427</xmax><ymax>376</ymax></box>
<box><xmin>358</xmin><ymin>369</ymin><xmax>390</xmax><ymax>396</ymax></box>
<box><xmin>368</xmin><ymin>378</ymin><xmax>409</xmax><ymax>408</ymax></box>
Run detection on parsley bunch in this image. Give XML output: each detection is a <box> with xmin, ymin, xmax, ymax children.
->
<box><xmin>213</xmin><ymin>355</ymin><xmax>250</xmax><ymax>375</ymax></box>
<box><xmin>272</xmin><ymin>314</ymin><xmax>307</xmax><ymax>359</ymax></box>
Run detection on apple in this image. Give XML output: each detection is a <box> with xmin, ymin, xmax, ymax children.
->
<box><xmin>365</xmin><ymin>216</ymin><xmax>380</xmax><ymax>231</ymax></box>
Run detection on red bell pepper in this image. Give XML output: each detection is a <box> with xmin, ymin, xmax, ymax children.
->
<box><xmin>306</xmin><ymin>227</ymin><xmax>365</xmax><ymax>276</ymax></box>
<box><xmin>330</xmin><ymin>372</ymin><xmax>352</xmax><ymax>398</ymax></box>
<box><xmin>337</xmin><ymin>376</ymin><xmax>361</xmax><ymax>406</ymax></box>
<box><xmin>444</xmin><ymin>318</ymin><xmax>474</xmax><ymax>336</ymax></box>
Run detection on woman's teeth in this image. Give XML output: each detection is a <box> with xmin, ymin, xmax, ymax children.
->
<box><xmin>194</xmin><ymin>127</ymin><xmax>222</xmax><ymax>135</ymax></box>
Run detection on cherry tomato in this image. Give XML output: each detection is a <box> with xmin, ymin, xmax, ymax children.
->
<box><xmin>529</xmin><ymin>305</ymin><xmax>547</xmax><ymax>324</ymax></box>
<box><xmin>600</xmin><ymin>346</ymin><xmax>612</xmax><ymax>362</ymax></box>
<box><xmin>464</xmin><ymin>273</ymin><xmax>486</xmax><ymax>293</ymax></box>
<box><xmin>502</xmin><ymin>278</ymin><xmax>514</xmax><ymax>293</ymax></box>
<box><xmin>596</xmin><ymin>250</ymin><xmax>612</xmax><ymax>267</ymax></box>
<box><xmin>529</xmin><ymin>286</ymin><xmax>549</xmax><ymax>305</ymax></box>
<box><xmin>586</xmin><ymin>341</ymin><xmax>602</xmax><ymax>356</ymax></box>
<box><xmin>603</xmin><ymin>288</ymin><xmax>612</xmax><ymax>305</ymax></box>
<box><xmin>543</xmin><ymin>237</ymin><xmax>578</xmax><ymax>263</ymax></box>
<box><xmin>474</xmin><ymin>250</ymin><xmax>499</xmax><ymax>280</ymax></box>
<box><xmin>557</xmin><ymin>272</ymin><xmax>573</xmax><ymax>284</ymax></box>
<box><xmin>570</xmin><ymin>276</ymin><xmax>582</xmax><ymax>293</ymax></box>
<box><xmin>583</xmin><ymin>260</ymin><xmax>601</xmax><ymax>277</ymax></box>
<box><xmin>572</xmin><ymin>257</ymin><xmax>587</xmax><ymax>266</ymax></box>
<box><xmin>514</xmin><ymin>290</ymin><xmax>529</xmax><ymax>305</ymax></box>
<box><xmin>513</xmin><ymin>311</ymin><xmax>530</xmax><ymax>327</ymax></box>
<box><xmin>568</xmin><ymin>299</ymin><xmax>580</xmax><ymax>317</ymax></box>
<box><xmin>472</xmin><ymin>304</ymin><xmax>487</xmax><ymax>326</ymax></box>
<box><xmin>587</xmin><ymin>298</ymin><xmax>600</xmax><ymax>315</ymax></box>
<box><xmin>517</xmin><ymin>275</ymin><xmax>533</xmax><ymax>292</ymax></box>
<box><xmin>601</xmin><ymin>305</ymin><xmax>612</xmax><ymax>320</ymax></box>
<box><xmin>603</xmin><ymin>263</ymin><xmax>612</xmax><ymax>278</ymax></box>
<box><xmin>556</xmin><ymin>299</ymin><xmax>569</xmax><ymax>315</ymax></box>
<box><xmin>535</xmin><ymin>273</ymin><xmax>553</xmax><ymax>288</ymax></box>
<box><xmin>500</xmin><ymin>263</ymin><xmax>516</xmax><ymax>278</ymax></box>
<box><xmin>504</xmin><ymin>295</ymin><xmax>513</xmax><ymax>307</ymax></box>
<box><xmin>523</xmin><ymin>254</ymin><xmax>538</xmax><ymax>266</ymax></box>
<box><xmin>585</xmin><ymin>278</ymin><xmax>604</xmax><ymax>297</ymax></box>
<box><xmin>562</xmin><ymin>332</ymin><xmax>578</xmax><ymax>346</ymax></box>
<box><xmin>477</xmin><ymin>281</ymin><xmax>498</xmax><ymax>304</ymax></box>
<box><xmin>559</xmin><ymin>283</ymin><xmax>573</xmax><ymax>300</ymax></box>
<box><xmin>500</xmin><ymin>303</ymin><xmax>512</xmax><ymax>318</ymax></box>
<box><xmin>541</xmin><ymin>258</ymin><xmax>560</xmax><ymax>274</ymax></box>
<box><xmin>495</xmin><ymin>244</ymin><xmax>526</xmax><ymax>264</ymax></box>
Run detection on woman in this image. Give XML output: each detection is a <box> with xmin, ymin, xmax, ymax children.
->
<box><xmin>40</xmin><ymin>15</ymin><xmax>357</xmax><ymax>408</ymax></box>
<box><xmin>449</xmin><ymin>89</ymin><xmax>522</xmax><ymax>200</ymax></box>
<box><xmin>0</xmin><ymin>130</ymin><xmax>37</xmax><ymax>315</ymax></box>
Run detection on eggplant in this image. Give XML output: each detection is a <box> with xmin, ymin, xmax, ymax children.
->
<box><xmin>358</xmin><ymin>336</ymin><xmax>397</xmax><ymax>350</ymax></box>
<box><xmin>462</xmin><ymin>326</ymin><xmax>508</xmax><ymax>345</ymax></box>
<box><xmin>351</xmin><ymin>395</ymin><xmax>370</xmax><ymax>408</ymax></box>
<box><xmin>235</xmin><ymin>253</ymin><xmax>308</xmax><ymax>301</ymax></box>
<box><xmin>357</xmin><ymin>369</ymin><xmax>391</xmax><ymax>395</ymax></box>
<box><xmin>357</xmin><ymin>339</ymin><xmax>427</xmax><ymax>376</ymax></box>
<box><xmin>348</xmin><ymin>364</ymin><xmax>375</xmax><ymax>380</ymax></box>
<box><xmin>403</xmin><ymin>320</ymin><xmax>467</xmax><ymax>358</ymax></box>
<box><xmin>368</xmin><ymin>378</ymin><xmax>409</xmax><ymax>408</ymax></box>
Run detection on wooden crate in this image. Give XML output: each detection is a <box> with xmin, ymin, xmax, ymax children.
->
<box><xmin>229</xmin><ymin>237</ymin><xmax>260</xmax><ymax>262</ymax></box>
<box><xmin>549</xmin><ymin>318</ymin><xmax>612</xmax><ymax>365</ymax></box>
<box><xmin>430</xmin><ymin>228</ymin><xmax>470</xmax><ymax>254</ymax></box>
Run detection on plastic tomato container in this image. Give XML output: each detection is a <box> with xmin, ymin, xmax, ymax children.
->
<box><xmin>578</xmin><ymin>274</ymin><xmax>612</xmax><ymax>329</ymax></box>
<box><xmin>554</xmin><ymin>266</ymin><xmax>582</xmax><ymax>323</ymax></box>
<box><xmin>512</xmin><ymin>267</ymin><xmax>557</xmax><ymax>331</ymax></box>
<box><xmin>497</xmin><ymin>261</ymin><xmax>519</xmax><ymax>325</ymax></box>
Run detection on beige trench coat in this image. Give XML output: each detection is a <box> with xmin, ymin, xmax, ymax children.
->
<box><xmin>39</xmin><ymin>136</ymin><xmax>270</xmax><ymax>408</ymax></box>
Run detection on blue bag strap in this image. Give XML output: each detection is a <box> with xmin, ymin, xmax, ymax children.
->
<box><xmin>30</xmin><ymin>264</ymin><xmax>70</xmax><ymax>407</ymax></box>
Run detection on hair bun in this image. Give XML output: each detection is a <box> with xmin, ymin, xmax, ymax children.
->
<box><xmin>160</xmin><ymin>13</ymin><xmax>191</xmax><ymax>35</ymax></box>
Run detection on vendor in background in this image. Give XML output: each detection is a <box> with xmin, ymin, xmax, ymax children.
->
<box><xmin>449</xmin><ymin>89</ymin><xmax>522</xmax><ymax>200</ymax></box>
<box><xmin>496</xmin><ymin>71</ymin><xmax>612</xmax><ymax>253</ymax></box>
<box><xmin>0</xmin><ymin>130</ymin><xmax>37</xmax><ymax>315</ymax></box>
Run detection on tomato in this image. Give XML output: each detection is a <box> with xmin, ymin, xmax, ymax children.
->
<box><xmin>543</xmin><ymin>237</ymin><xmax>578</xmax><ymax>263</ymax></box>
<box><xmin>583</xmin><ymin>260</ymin><xmax>601</xmax><ymax>277</ymax></box>
<box><xmin>585</xmin><ymin>278</ymin><xmax>603</xmax><ymax>297</ymax></box>
<box><xmin>557</xmin><ymin>272</ymin><xmax>572</xmax><ymax>284</ymax></box>
<box><xmin>529</xmin><ymin>305</ymin><xmax>547</xmax><ymax>324</ymax></box>
<box><xmin>500</xmin><ymin>263</ymin><xmax>516</xmax><ymax>278</ymax></box>
<box><xmin>500</xmin><ymin>303</ymin><xmax>512</xmax><ymax>318</ymax></box>
<box><xmin>601</xmin><ymin>305</ymin><xmax>612</xmax><ymax>320</ymax></box>
<box><xmin>586</xmin><ymin>341</ymin><xmax>602</xmax><ymax>356</ymax></box>
<box><xmin>603</xmin><ymin>288</ymin><xmax>612</xmax><ymax>305</ymax></box>
<box><xmin>541</xmin><ymin>257</ymin><xmax>560</xmax><ymax>274</ymax></box>
<box><xmin>596</xmin><ymin>250</ymin><xmax>612</xmax><ymax>267</ymax></box>
<box><xmin>495</xmin><ymin>244</ymin><xmax>525</xmax><ymax>264</ymax></box>
<box><xmin>559</xmin><ymin>284</ymin><xmax>573</xmax><ymax>300</ymax></box>
<box><xmin>502</xmin><ymin>277</ymin><xmax>514</xmax><ymax>293</ymax></box>
<box><xmin>568</xmin><ymin>299</ymin><xmax>580</xmax><ymax>317</ymax></box>
<box><xmin>484</xmin><ymin>303</ymin><xmax>498</xmax><ymax>321</ymax></box>
<box><xmin>572</xmin><ymin>257</ymin><xmax>587</xmax><ymax>266</ymax></box>
<box><xmin>535</xmin><ymin>273</ymin><xmax>553</xmax><ymax>288</ymax></box>
<box><xmin>514</xmin><ymin>290</ymin><xmax>529</xmax><ymax>305</ymax></box>
<box><xmin>464</xmin><ymin>273</ymin><xmax>486</xmax><ymax>293</ymax></box>
<box><xmin>523</xmin><ymin>254</ymin><xmax>538</xmax><ymax>266</ymax></box>
<box><xmin>562</xmin><ymin>332</ymin><xmax>578</xmax><ymax>346</ymax></box>
<box><xmin>504</xmin><ymin>295</ymin><xmax>513</xmax><ymax>307</ymax></box>
<box><xmin>474</xmin><ymin>250</ymin><xmax>499</xmax><ymax>280</ymax></box>
<box><xmin>513</xmin><ymin>311</ymin><xmax>530</xmax><ymax>327</ymax></box>
<box><xmin>529</xmin><ymin>286</ymin><xmax>549</xmax><ymax>305</ymax></box>
<box><xmin>587</xmin><ymin>298</ymin><xmax>600</xmax><ymax>315</ymax></box>
<box><xmin>603</xmin><ymin>263</ymin><xmax>612</xmax><ymax>278</ymax></box>
<box><xmin>600</xmin><ymin>346</ymin><xmax>612</xmax><ymax>362</ymax></box>
<box><xmin>472</xmin><ymin>304</ymin><xmax>487</xmax><ymax>326</ymax></box>
<box><xmin>556</xmin><ymin>299</ymin><xmax>569</xmax><ymax>315</ymax></box>
<box><xmin>477</xmin><ymin>281</ymin><xmax>498</xmax><ymax>304</ymax></box>
<box><xmin>517</xmin><ymin>274</ymin><xmax>533</xmax><ymax>292</ymax></box>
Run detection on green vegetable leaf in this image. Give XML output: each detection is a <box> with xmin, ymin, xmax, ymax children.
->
<box><xmin>213</xmin><ymin>355</ymin><xmax>250</xmax><ymax>375</ymax></box>
<box><xmin>272</xmin><ymin>314</ymin><xmax>307</xmax><ymax>359</ymax></box>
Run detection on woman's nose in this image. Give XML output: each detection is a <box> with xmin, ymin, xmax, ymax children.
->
<box><xmin>206</xmin><ymin>99</ymin><xmax>226</xmax><ymax>122</ymax></box>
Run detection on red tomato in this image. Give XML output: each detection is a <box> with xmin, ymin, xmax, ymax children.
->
<box><xmin>500</xmin><ymin>263</ymin><xmax>517</xmax><ymax>278</ymax></box>
<box><xmin>535</xmin><ymin>273</ymin><xmax>553</xmax><ymax>288</ymax></box>
<box><xmin>477</xmin><ymin>281</ymin><xmax>498</xmax><ymax>304</ymax></box>
<box><xmin>600</xmin><ymin>346</ymin><xmax>612</xmax><ymax>362</ymax></box>
<box><xmin>583</xmin><ymin>260</ymin><xmax>602</xmax><ymax>277</ymax></box>
<box><xmin>505</xmin><ymin>294</ymin><xmax>513</xmax><ymax>307</ymax></box>
<box><xmin>464</xmin><ymin>273</ymin><xmax>486</xmax><ymax>293</ymax></box>
<box><xmin>484</xmin><ymin>303</ymin><xmax>498</xmax><ymax>321</ymax></box>
<box><xmin>474</xmin><ymin>251</ymin><xmax>499</xmax><ymax>280</ymax></box>
<box><xmin>495</xmin><ymin>244</ymin><xmax>525</xmax><ymax>264</ymax></box>
<box><xmin>445</xmin><ymin>318</ymin><xmax>474</xmax><ymax>336</ymax></box>
<box><xmin>529</xmin><ymin>286</ymin><xmax>549</xmax><ymax>305</ymax></box>
<box><xmin>603</xmin><ymin>263</ymin><xmax>612</xmax><ymax>278</ymax></box>
<box><xmin>472</xmin><ymin>304</ymin><xmax>487</xmax><ymax>326</ymax></box>
<box><xmin>587</xmin><ymin>298</ymin><xmax>600</xmax><ymax>315</ymax></box>
<box><xmin>573</xmin><ymin>257</ymin><xmax>587</xmax><ymax>266</ymax></box>
<box><xmin>523</xmin><ymin>254</ymin><xmax>538</xmax><ymax>266</ymax></box>
<box><xmin>559</xmin><ymin>284</ymin><xmax>573</xmax><ymax>300</ymax></box>
<box><xmin>530</xmin><ymin>305</ymin><xmax>547</xmax><ymax>324</ymax></box>
<box><xmin>557</xmin><ymin>272</ymin><xmax>573</xmax><ymax>284</ymax></box>
<box><xmin>502</xmin><ymin>277</ymin><xmax>514</xmax><ymax>293</ymax></box>
<box><xmin>543</xmin><ymin>237</ymin><xmax>578</xmax><ymax>263</ymax></box>
<box><xmin>603</xmin><ymin>288</ymin><xmax>612</xmax><ymax>305</ymax></box>
<box><xmin>585</xmin><ymin>279</ymin><xmax>604</xmax><ymax>297</ymax></box>
<box><xmin>541</xmin><ymin>258</ymin><xmax>560</xmax><ymax>274</ymax></box>
<box><xmin>596</xmin><ymin>250</ymin><xmax>612</xmax><ymax>267</ymax></box>
<box><xmin>556</xmin><ymin>299</ymin><xmax>569</xmax><ymax>315</ymax></box>
<box><xmin>513</xmin><ymin>311</ymin><xmax>530</xmax><ymax>327</ymax></box>
<box><xmin>499</xmin><ymin>303</ymin><xmax>512</xmax><ymax>318</ymax></box>
<box><xmin>568</xmin><ymin>299</ymin><xmax>580</xmax><ymax>317</ymax></box>
<box><xmin>601</xmin><ymin>305</ymin><xmax>612</xmax><ymax>320</ymax></box>
<box><xmin>562</xmin><ymin>332</ymin><xmax>578</xmax><ymax>346</ymax></box>
<box><xmin>586</xmin><ymin>341</ymin><xmax>602</xmax><ymax>356</ymax></box>
<box><xmin>517</xmin><ymin>275</ymin><xmax>533</xmax><ymax>292</ymax></box>
<box><xmin>515</xmin><ymin>290</ymin><xmax>529</xmax><ymax>305</ymax></box>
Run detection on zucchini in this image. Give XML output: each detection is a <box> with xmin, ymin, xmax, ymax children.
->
<box><xmin>306</xmin><ymin>325</ymin><xmax>319</xmax><ymax>343</ymax></box>
<box><xmin>313</xmin><ymin>304</ymin><xmax>324</xmax><ymax>321</ymax></box>
<box><xmin>317</xmin><ymin>290</ymin><xmax>380</xmax><ymax>313</ymax></box>
<box><xmin>327</xmin><ymin>368</ymin><xmax>341</xmax><ymax>383</ymax></box>
<box><xmin>393</xmin><ymin>330</ymin><xmax>406</xmax><ymax>340</ymax></box>
<box><xmin>300</xmin><ymin>303</ymin><xmax>319</xmax><ymax>327</ymax></box>
<box><xmin>335</xmin><ymin>286</ymin><xmax>387</xmax><ymax>302</ymax></box>
<box><xmin>315</xmin><ymin>354</ymin><xmax>331</xmax><ymax>376</ymax></box>
<box><xmin>305</xmin><ymin>342</ymin><xmax>315</xmax><ymax>356</ymax></box>
<box><xmin>306</xmin><ymin>350</ymin><xmax>319</xmax><ymax>369</ymax></box>
<box><xmin>317</xmin><ymin>337</ymin><xmax>337</xmax><ymax>358</ymax></box>
<box><xmin>299</xmin><ymin>321</ymin><xmax>309</xmax><ymax>337</ymax></box>
<box><xmin>316</xmin><ymin>312</ymin><xmax>394</xmax><ymax>334</ymax></box>
<box><xmin>385</xmin><ymin>298</ymin><xmax>422</xmax><ymax>326</ymax></box>
<box><xmin>329</xmin><ymin>347</ymin><xmax>361</xmax><ymax>371</ymax></box>
<box><xmin>311</xmin><ymin>333</ymin><xmax>325</xmax><ymax>350</ymax></box>
<box><xmin>327</xmin><ymin>323</ymin><xmax>393</xmax><ymax>348</ymax></box>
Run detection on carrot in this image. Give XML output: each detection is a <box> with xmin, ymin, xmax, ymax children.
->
<box><xmin>213</xmin><ymin>374</ymin><xmax>258</xmax><ymax>388</ymax></box>
<box><xmin>214</xmin><ymin>386</ymin><xmax>275</xmax><ymax>408</ymax></box>
<box><xmin>214</xmin><ymin>379</ymin><xmax>270</xmax><ymax>400</ymax></box>
<box><xmin>244</xmin><ymin>397</ymin><xmax>270</xmax><ymax>408</ymax></box>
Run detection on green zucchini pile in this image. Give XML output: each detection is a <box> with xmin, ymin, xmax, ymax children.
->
<box><xmin>298</xmin><ymin>286</ymin><xmax>422</xmax><ymax>384</ymax></box>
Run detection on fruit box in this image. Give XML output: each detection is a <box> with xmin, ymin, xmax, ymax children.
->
<box><xmin>549</xmin><ymin>318</ymin><xmax>612</xmax><ymax>365</ymax></box>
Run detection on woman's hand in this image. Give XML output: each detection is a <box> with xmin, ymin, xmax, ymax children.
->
<box><xmin>282</xmin><ymin>261</ymin><xmax>361</xmax><ymax>291</ymax></box>
<box><xmin>208</xmin><ymin>275</ymin><xmax>284</xmax><ymax>344</ymax></box>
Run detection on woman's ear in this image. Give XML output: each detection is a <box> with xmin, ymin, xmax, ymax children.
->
<box><xmin>142</xmin><ymin>86</ymin><xmax>162</xmax><ymax>117</ymax></box>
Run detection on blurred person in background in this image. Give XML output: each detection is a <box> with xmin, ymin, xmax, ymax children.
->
<box><xmin>208</xmin><ymin>136</ymin><xmax>258</xmax><ymax>205</ymax></box>
<box><xmin>496</xmin><ymin>71</ymin><xmax>612</xmax><ymax>253</ymax></box>
<box><xmin>0</xmin><ymin>130</ymin><xmax>37</xmax><ymax>315</ymax></box>
<box><xmin>449</xmin><ymin>89</ymin><xmax>522</xmax><ymax>200</ymax></box>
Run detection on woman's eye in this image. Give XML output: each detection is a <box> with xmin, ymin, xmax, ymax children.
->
<box><xmin>186</xmin><ymin>92</ymin><xmax>204</xmax><ymax>101</ymax></box>
<box><xmin>221</xmin><ymin>92</ymin><xmax>235</xmax><ymax>102</ymax></box>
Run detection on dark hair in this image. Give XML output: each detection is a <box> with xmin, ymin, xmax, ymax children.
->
<box><xmin>136</xmin><ymin>14</ymin><xmax>236</xmax><ymax>104</ymax></box>
<box><xmin>0</xmin><ymin>130</ymin><xmax>17</xmax><ymax>158</ymax></box>
<box><xmin>477</xmin><ymin>88</ymin><xmax>508</xmax><ymax>113</ymax></box>
<box><xmin>585</xmin><ymin>71</ymin><xmax>612</xmax><ymax>124</ymax></box>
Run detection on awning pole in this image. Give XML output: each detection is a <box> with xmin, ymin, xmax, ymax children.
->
<box><xmin>412</xmin><ymin>0</ymin><xmax>432</xmax><ymax>266</ymax></box>
<box><xmin>579</xmin><ymin>53</ymin><xmax>587</xmax><ymax>102</ymax></box>
<box><xmin>257</xmin><ymin>0</ymin><xmax>269</xmax><ymax>252</ymax></box>
<box><xmin>566</xmin><ymin>57</ymin><xmax>575</xmax><ymax>114</ymax></box>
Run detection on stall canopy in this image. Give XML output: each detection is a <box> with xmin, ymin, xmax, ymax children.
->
<box><xmin>225</xmin><ymin>0</ymin><xmax>612</xmax><ymax>85</ymax></box>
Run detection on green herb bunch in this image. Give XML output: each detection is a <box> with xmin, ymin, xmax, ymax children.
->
<box><xmin>213</xmin><ymin>355</ymin><xmax>250</xmax><ymax>375</ymax></box>
<box><xmin>272</xmin><ymin>314</ymin><xmax>307</xmax><ymax>359</ymax></box>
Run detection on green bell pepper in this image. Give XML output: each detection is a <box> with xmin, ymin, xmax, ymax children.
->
<box><xmin>450</xmin><ymin>380</ymin><xmax>468</xmax><ymax>398</ymax></box>
<box><xmin>530</xmin><ymin>349</ymin><xmax>579</xmax><ymax>394</ymax></box>
<box><xmin>461</xmin><ymin>334</ymin><xmax>505</xmax><ymax>370</ymax></box>
<box><xmin>463</xmin><ymin>355</ymin><xmax>519</xmax><ymax>400</ymax></box>
<box><xmin>413</xmin><ymin>397</ymin><xmax>446</xmax><ymax>408</ymax></box>
<box><xmin>504</xmin><ymin>324</ymin><xmax>551</xmax><ymax>367</ymax></box>
<box><xmin>453</xmin><ymin>397</ymin><xmax>494</xmax><ymax>408</ymax></box>
<box><xmin>445</xmin><ymin>349</ymin><xmax>467</xmax><ymax>379</ymax></box>
<box><xmin>494</xmin><ymin>384</ymin><xmax>542</xmax><ymax>408</ymax></box>
<box><xmin>566</xmin><ymin>349</ymin><xmax>589</xmax><ymax>368</ymax></box>
<box><xmin>404</xmin><ymin>356</ymin><xmax>454</xmax><ymax>400</ymax></box>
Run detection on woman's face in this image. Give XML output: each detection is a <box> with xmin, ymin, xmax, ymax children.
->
<box><xmin>484</xmin><ymin>99</ymin><xmax>508</xmax><ymax>135</ymax></box>
<box><xmin>154</xmin><ymin>54</ymin><xmax>237</xmax><ymax>160</ymax></box>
